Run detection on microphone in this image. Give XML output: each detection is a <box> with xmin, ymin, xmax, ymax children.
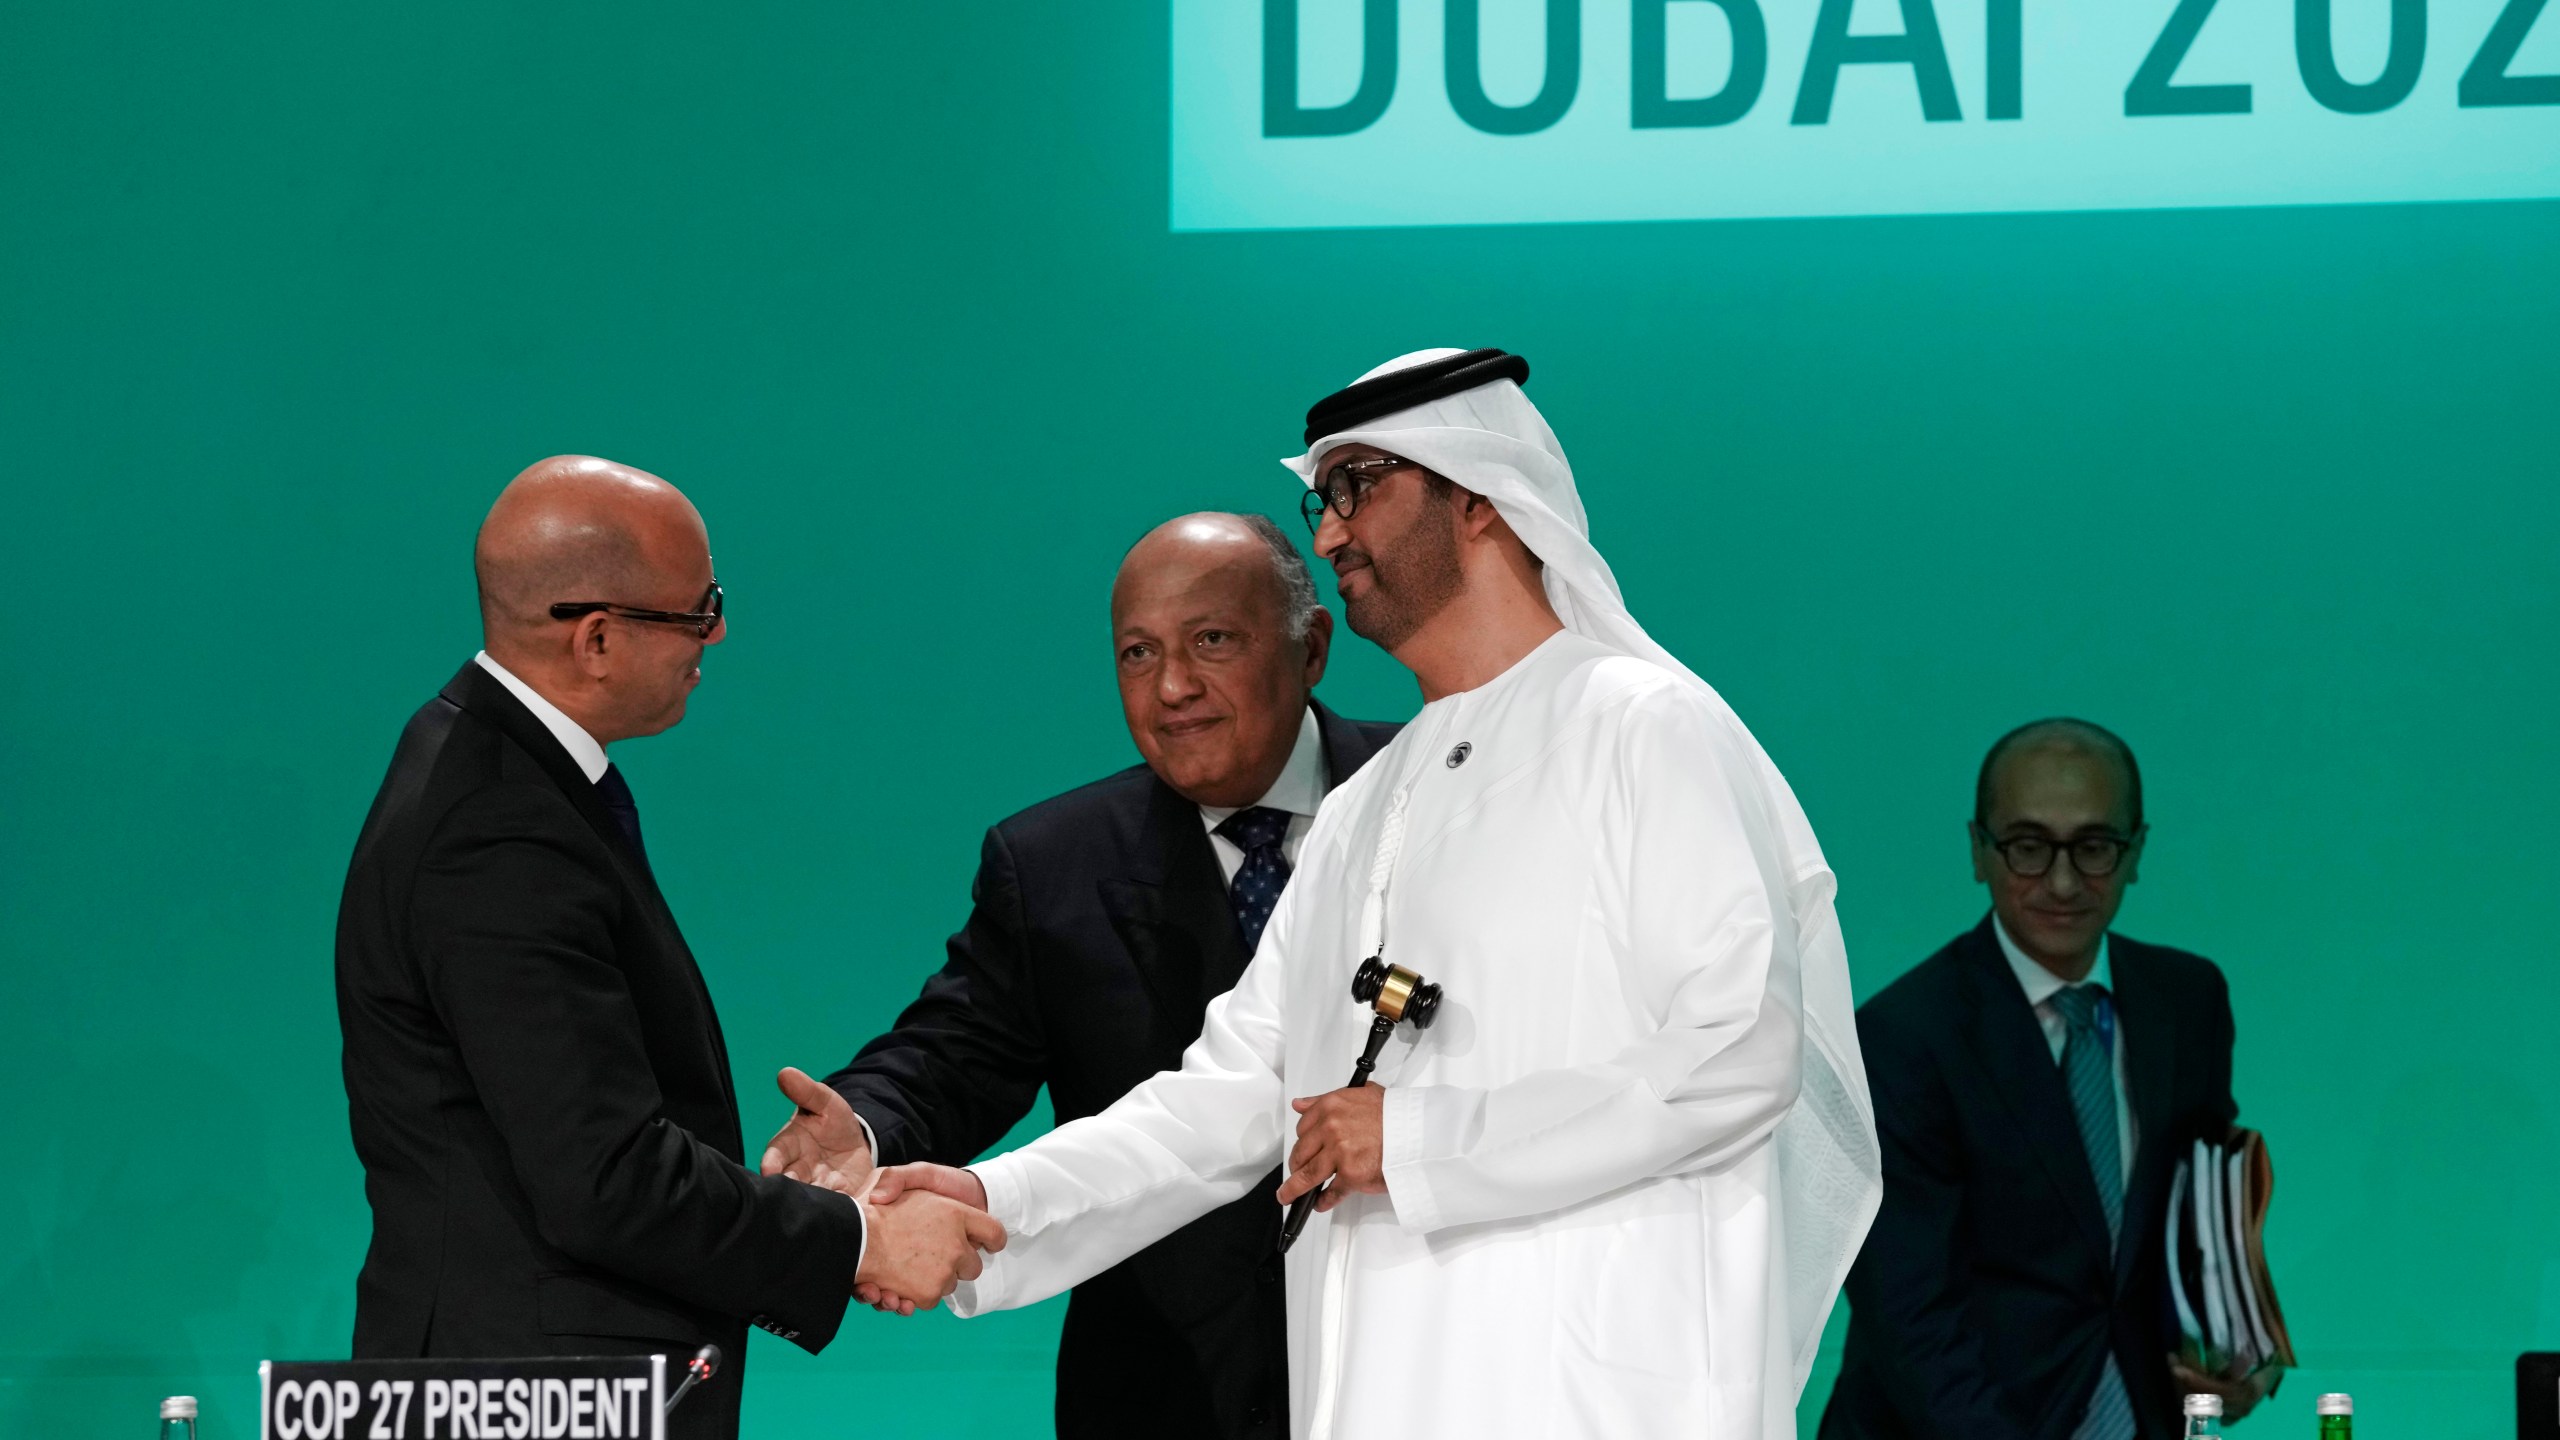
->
<box><xmin>1277</xmin><ymin>957</ymin><xmax>1443</xmax><ymax>1254</ymax></box>
<box><xmin>663</xmin><ymin>1345</ymin><xmax>722</xmax><ymax>1416</ymax></box>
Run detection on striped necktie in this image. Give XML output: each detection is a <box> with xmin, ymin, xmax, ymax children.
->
<box><xmin>2050</xmin><ymin>983</ymin><xmax>2135</xmax><ymax>1440</ymax></box>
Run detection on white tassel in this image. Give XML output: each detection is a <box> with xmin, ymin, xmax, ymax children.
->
<box><xmin>1358</xmin><ymin>787</ymin><xmax>1411</xmax><ymax>961</ymax></box>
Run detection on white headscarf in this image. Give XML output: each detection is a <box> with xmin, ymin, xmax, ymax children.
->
<box><xmin>1284</xmin><ymin>348</ymin><xmax>1884</xmax><ymax>1388</ymax></box>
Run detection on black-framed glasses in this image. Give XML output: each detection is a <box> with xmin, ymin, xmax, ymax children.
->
<box><xmin>550</xmin><ymin>579</ymin><xmax>724</xmax><ymax>639</ymax></box>
<box><xmin>1299</xmin><ymin>455</ymin><xmax>1419</xmax><ymax>534</ymax></box>
<box><xmin>1973</xmin><ymin>824</ymin><xmax>2138</xmax><ymax>879</ymax></box>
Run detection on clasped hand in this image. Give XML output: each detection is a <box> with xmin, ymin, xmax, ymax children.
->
<box><xmin>760</xmin><ymin>1068</ymin><xmax>1006</xmax><ymax>1314</ymax></box>
<box><xmin>1274</xmin><ymin>1084</ymin><xmax>1386</xmax><ymax>1213</ymax></box>
<box><xmin>763</xmin><ymin>1073</ymin><xmax>1387</xmax><ymax>1311</ymax></box>
<box><xmin>855</xmin><ymin>1080</ymin><xmax>1392</xmax><ymax>1314</ymax></box>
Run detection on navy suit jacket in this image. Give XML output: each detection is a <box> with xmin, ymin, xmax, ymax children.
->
<box><xmin>1820</xmin><ymin>917</ymin><xmax>2239</xmax><ymax>1440</ymax></box>
<box><xmin>826</xmin><ymin>699</ymin><xmax>1399</xmax><ymax>1440</ymax></box>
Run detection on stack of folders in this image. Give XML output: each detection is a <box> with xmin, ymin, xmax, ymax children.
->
<box><xmin>2167</xmin><ymin>1128</ymin><xmax>2298</xmax><ymax>1379</ymax></box>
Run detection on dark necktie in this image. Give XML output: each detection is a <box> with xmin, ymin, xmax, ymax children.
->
<box><xmin>593</xmin><ymin>763</ymin><xmax>650</xmax><ymax>871</ymax></box>
<box><xmin>1214</xmin><ymin>806</ymin><xmax>1294</xmax><ymax>955</ymax></box>
<box><xmin>2050</xmin><ymin>983</ymin><xmax>2135</xmax><ymax>1440</ymax></box>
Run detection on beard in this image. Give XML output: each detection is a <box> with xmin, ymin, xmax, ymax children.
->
<box><xmin>1336</xmin><ymin>499</ymin><xmax>1465</xmax><ymax>652</ymax></box>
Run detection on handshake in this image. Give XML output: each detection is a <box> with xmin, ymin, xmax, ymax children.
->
<box><xmin>758</xmin><ymin>1067</ymin><xmax>1007</xmax><ymax>1316</ymax></box>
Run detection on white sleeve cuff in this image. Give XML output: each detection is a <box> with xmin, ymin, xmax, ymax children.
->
<box><xmin>970</xmin><ymin>1154</ymin><xmax>1028</xmax><ymax>1232</ymax></box>
<box><xmin>947</xmin><ymin>1158</ymin><xmax>1022</xmax><ymax>1318</ymax></box>
<box><xmin>1380</xmin><ymin>1083</ymin><xmax>1482</xmax><ymax>1234</ymax></box>
<box><xmin>848</xmin><ymin>1109</ymin><xmax>881</xmax><ymax>1268</ymax></box>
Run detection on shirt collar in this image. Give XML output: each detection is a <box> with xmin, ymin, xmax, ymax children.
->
<box><xmin>474</xmin><ymin>651</ymin><xmax>610</xmax><ymax>784</ymax></box>
<box><xmin>1992</xmin><ymin>912</ymin><xmax>2112</xmax><ymax>1008</ymax></box>
<box><xmin>1198</xmin><ymin>705</ymin><xmax>1329</xmax><ymax>826</ymax></box>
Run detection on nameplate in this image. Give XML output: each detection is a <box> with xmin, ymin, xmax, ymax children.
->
<box><xmin>258</xmin><ymin>1358</ymin><xmax>664</xmax><ymax>1440</ymax></box>
<box><xmin>1171</xmin><ymin>0</ymin><xmax>2560</xmax><ymax>229</ymax></box>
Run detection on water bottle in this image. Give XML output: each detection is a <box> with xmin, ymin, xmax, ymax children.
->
<box><xmin>158</xmin><ymin>1396</ymin><xmax>198</xmax><ymax>1440</ymax></box>
<box><xmin>2184</xmin><ymin>1392</ymin><xmax>2226</xmax><ymax>1439</ymax></box>
<box><xmin>2318</xmin><ymin>1392</ymin><xmax>2354</xmax><ymax>1439</ymax></box>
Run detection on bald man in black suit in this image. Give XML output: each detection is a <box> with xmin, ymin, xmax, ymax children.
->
<box><xmin>336</xmin><ymin>457</ymin><xmax>1001</xmax><ymax>1439</ymax></box>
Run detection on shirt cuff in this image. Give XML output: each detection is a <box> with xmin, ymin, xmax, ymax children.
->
<box><xmin>1380</xmin><ymin>1085</ymin><xmax>1447</xmax><ymax>1233</ymax></box>
<box><xmin>849</xmin><ymin>1186</ymin><xmax>867</xmax><ymax>1273</ymax></box>
<box><xmin>948</xmin><ymin>1158</ymin><xmax>1021</xmax><ymax>1318</ymax></box>
<box><xmin>843</xmin><ymin>1109</ymin><xmax>879</xmax><ymax>1273</ymax></box>
<box><xmin>968</xmin><ymin>1155</ymin><xmax>1027</xmax><ymax>1231</ymax></box>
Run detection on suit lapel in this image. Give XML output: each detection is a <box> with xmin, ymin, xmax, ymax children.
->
<box><xmin>438</xmin><ymin>661</ymin><xmax>740</xmax><ymax>1128</ymax></box>
<box><xmin>2107</xmin><ymin>937</ymin><xmax>2178</xmax><ymax>1286</ymax></box>
<box><xmin>441</xmin><ymin>664</ymin><xmax>652</xmax><ymax>889</ymax></box>
<box><xmin>1958</xmin><ymin>919</ymin><xmax>2116</xmax><ymax>1259</ymax></box>
<box><xmin>1106</xmin><ymin>701</ymin><xmax>1388</xmax><ymax>1025</ymax></box>
<box><xmin>1101</xmin><ymin>775</ymin><xmax>1249</xmax><ymax>1024</ymax></box>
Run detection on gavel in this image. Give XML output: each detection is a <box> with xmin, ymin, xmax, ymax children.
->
<box><xmin>1277</xmin><ymin>956</ymin><xmax>1444</xmax><ymax>1254</ymax></box>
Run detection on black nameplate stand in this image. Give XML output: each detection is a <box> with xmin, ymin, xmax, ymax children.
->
<box><xmin>2521</xmin><ymin>1353</ymin><xmax>2560</xmax><ymax>1440</ymax></box>
<box><xmin>260</xmin><ymin>1356</ymin><xmax>665</xmax><ymax>1440</ymax></box>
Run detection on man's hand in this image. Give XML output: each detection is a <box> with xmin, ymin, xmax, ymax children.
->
<box><xmin>857</xmin><ymin>1164</ymin><xmax>996</xmax><ymax>1316</ymax></box>
<box><xmin>760</xmin><ymin>1067</ymin><xmax>874</xmax><ymax>1199</ymax></box>
<box><xmin>868</xmin><ymin>1161</ymin><xmax>991</xmax><ymax>1210</ymax></box>
<box><xmin>1274</xmin><ymin>1085</ymin><xmax>1385</xmax><ymax>1213</ymax></box>
<box><xmin>2168</xmin><ymin>1357</ymin><xmax>2273</xmax><ymax>1423</ymax></box>
<box><xmin>854</xmin><ymin>1186</ymin><xmax>1005</xmax><ymax>1317</ymax></box>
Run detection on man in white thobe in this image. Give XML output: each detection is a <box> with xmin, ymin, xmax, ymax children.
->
<box><xmin>870</xmin><ymin>348</ymin><xmax>1882</xmax><ymax>1439</ymax></box>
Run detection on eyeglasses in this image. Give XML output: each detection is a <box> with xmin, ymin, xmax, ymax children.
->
<box><xmin>550</xmin><ymin>579</ymin><xmax>724</xmax><ymax>640</ymax></box>
<box><xmin>1973</xmin><ymin>825</ymin><xmax>2137</xmax><ymax>879</ymax></box>
<box><xmin>1299</xmin><ymin>455</ymin><xmax>1419</xmax><ymax>534</ymax></box>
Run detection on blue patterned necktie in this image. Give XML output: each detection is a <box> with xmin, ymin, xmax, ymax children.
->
<box><xmin>593</xmin><ymin>763</ymin><xmax>650</xmax><ymax>871</ymax></box>
<box><xmin>2050</xmin><ymin>983</ymin><xmax>2136</xmax><ymax>1440</ymax></box>
<box><xmin>1215</xmin><ymin>806</ymin><xmax>1294</xmax><ymax>954</ymax></box>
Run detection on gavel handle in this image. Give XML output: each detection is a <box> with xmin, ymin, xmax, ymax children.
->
<box><xmin>1278</xmin><ymin>1015</ymin><xmax>1398</xmax><ymax>1254</ymax></box>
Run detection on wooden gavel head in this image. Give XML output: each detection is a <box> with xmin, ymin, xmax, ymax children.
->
<box><xmin>1351</xmin><ymin>956</ymin><xmax>1443</xmax><ymax>1030</ymax></box>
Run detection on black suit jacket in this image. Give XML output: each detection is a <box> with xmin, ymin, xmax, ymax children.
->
<box><xmin>826</xmin><ymin>700</ymin><xmax>1399</xmax><ymax>1440</ymax></box>
<box><xmin>1821</xmin><ymin>918</ymin><xmax>2240</xmax><ymax>1440</ymax></box>
<box><xmin>337</xmin><ymin>662</ymin><xmax>866</xmax><ymax>1440</ymax></box>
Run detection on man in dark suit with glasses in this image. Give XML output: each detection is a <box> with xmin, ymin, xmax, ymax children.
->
<box><xmin>336</xmin><ymin>456</ymin><xmax>1000</xmax><ymax>1440</ymax></box>
<box><xmin>1821</xmin><ymin>718</ymin><xmax>2270</xmax><ymax>1440</ymax></box>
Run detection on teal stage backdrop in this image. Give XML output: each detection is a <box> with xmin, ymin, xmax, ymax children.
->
<box><xmin>4</xmin><ymin>1</ymin><xmax>2556</xmax><ymax>1436</ymax></box>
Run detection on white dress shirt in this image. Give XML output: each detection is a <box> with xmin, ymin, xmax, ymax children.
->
<box><xmin>1994</xmin><ymin>915</ymin><xmax>2136</xmax><ymax>1187</ymax></box>
<box><xmin>1195</xmin><ymin>706</ymin><xmax>1329</xmax><ymax>885</ymax></box>
<box><xmin>474</xmin><ymin>651</ymin><xmax>608</xmax><ymax>783</ymax></box>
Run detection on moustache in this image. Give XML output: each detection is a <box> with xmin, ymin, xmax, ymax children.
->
<box><xmin>1331</xmin><ymin>547</ymin><xmax>1374</xmax><ymax>576</ymax></box>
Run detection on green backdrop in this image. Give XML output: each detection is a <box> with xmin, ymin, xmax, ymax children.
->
<box><xmin>5</xmin><ymin>2</ymin><xmax>2555</xmax><ymax>1436</ymax></box>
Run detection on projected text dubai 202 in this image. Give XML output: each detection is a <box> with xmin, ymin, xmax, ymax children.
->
<box><xmin>1171</xmin><ymin>0</ymin><xmax>2560</xmax><ymax>228</ymax></box>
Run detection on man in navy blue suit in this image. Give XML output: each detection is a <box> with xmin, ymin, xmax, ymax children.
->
<box><xmin>1822</xmin><ymin>719</ymin><xmax>2271</xmax><ymax>1440</ymax></box>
